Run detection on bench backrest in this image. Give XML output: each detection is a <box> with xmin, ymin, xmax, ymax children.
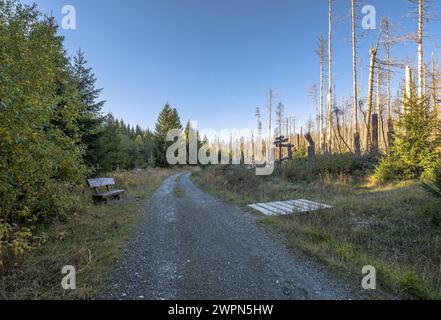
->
<box><xmin>87</xmin><ymin>178</ymin><xmax>115</xmax><ymax>189</ymax></box>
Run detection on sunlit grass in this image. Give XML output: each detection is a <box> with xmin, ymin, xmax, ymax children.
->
<box><xmin>0</xmin><ymin>168</ymin><xmax>175</xmax><ymax>299</ymax></box>
<box><xmin>193</xmin><ymin>166</ymin><xmax>441</xmax><ymax>299</ymax></box>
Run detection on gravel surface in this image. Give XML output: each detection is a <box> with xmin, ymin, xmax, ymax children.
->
<box><xmin>101</xmin><ymin>172</ymin><xmax>363</xmax><ymax>300</ymax></box>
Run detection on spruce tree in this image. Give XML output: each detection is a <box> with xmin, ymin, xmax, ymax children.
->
<box><xmin>153</xmin><ymin>104</ymin><xmax>182</xmax><ymax>166</ymax></box>
<box><xmin>72</xmin><ymin>49</ymin><xmax>105</xmax><ymax>168</ymax></box>
<box><xmin>374</xmin><ymin>81</ymin><xmax>441</xmax><ymax>182</ymax></box>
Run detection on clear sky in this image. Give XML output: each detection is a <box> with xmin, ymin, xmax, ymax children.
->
<box><xmin>24</xmin><ymin>0</ymin><xmax>441</xmax><ymax>132</ymax></box>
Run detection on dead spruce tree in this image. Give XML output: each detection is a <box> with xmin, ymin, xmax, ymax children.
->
<box><xmin>316</xmin><ymin>35</ymin><xmax>327</xmax><ymax>152</ymax></box>
<box><xmin>351</xmin><ymin>0</ymin><xmax>361</xmax><ymax>155</ymax></box>
<box><xmin>275</xmin><ymin>102</ymin><xmax>284</xmax><ymax>138</ymax></box>
<box><xmin>364</xmin><ymin>28</ymin><xmax>384</xmax><ymax>153</ymax></box>
<box><xmin>417</xmin><ymin>0</ymin><xmax>425</xmax><ymax>98</ymax></box>
<box><xmin>327</xmin><ymin>0</ymin><xmax>334</xmax><ymax>152</ymax></box>
<box><xmin>255</xmin><ymin>107</ymin><xmax>262</xmax><ymax>138</ymax></box>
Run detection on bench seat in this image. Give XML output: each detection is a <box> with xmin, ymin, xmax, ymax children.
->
<box><xmin>87</xmin><ymin>177</ymin><xmax>125</xmax><ymax>204</ymax></box>
<box><xmin>92</xmin><ymin>189</ymin><xmax>125</xmax><ymax>200</ymax></box>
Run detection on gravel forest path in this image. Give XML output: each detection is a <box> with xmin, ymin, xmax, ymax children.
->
<box><xmin>102</xmin><ymin>172</ymin><xmax>362</xmax><ymax>300</ymax></box>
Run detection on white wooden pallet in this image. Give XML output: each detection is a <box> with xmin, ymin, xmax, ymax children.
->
<box><xmin>248</xmin><ymin>199</ymin><xmax>332</xmax><ymax>216</ymax></box>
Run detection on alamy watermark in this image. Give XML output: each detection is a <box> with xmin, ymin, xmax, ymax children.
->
<box><xmin>61</xmin><ymin>5</ymin><xmax>76</xmax><ymax>30</ymax></box>
<box><xmin>61</xmin><ymin>265</ymin><xmax>76</xmax><ymax>290</ymax></box>
<box><xmin>362</xmin><ymin>5</ymin><xmax>376</xmax><ymax>30</ymax></box>
<box><xmin>362</xmin><ymin>265</ymin><xmax>376</xmax><ymax>290</ymax></box>
<box><xmin>165</xmin><ymin>122</ymin><xmax>274</xmax><ymax>176</ymax></box>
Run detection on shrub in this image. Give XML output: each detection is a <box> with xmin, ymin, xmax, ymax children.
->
<box><xmin>422</xmin><ymin>166</ymin><xmax>441</xmax><ymax>199</ymax></box>
<box><xmin>373</xmin><ymin>84</ymin><xmax>440</xmax><ymax>184</ymax></box>
<box><xmin>283</xmin><ymin>156</ymin><xmax>314</xmax><ymax>181</ymax></box>
<box><xmin>284</xmin><ymin>153</ymin><xmax>377</xmax><ymax>182</ymax></box>
<box><xmin>0</xmin><ymin>1</ymin><xmax>87</xmax><ymax>264</ymax></box>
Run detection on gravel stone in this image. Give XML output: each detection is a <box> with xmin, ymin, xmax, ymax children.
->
<box><xmin>101</xmin><ymin>173</ymin><xmax>364</xmax><ymax>300</ymax></box>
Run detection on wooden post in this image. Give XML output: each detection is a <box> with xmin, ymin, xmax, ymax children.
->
<box><xmin>287</xmin><ymin>144</ymin><xmax>293</xmax><ymax>160</ymax></box>
<box><xmin>305</xmin><ymin>133</ymin><xmax>316</xmax><ymax>163</ymax></box>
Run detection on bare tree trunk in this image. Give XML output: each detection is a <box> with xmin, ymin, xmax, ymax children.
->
<box><xmin>417</xmin><ymin>0</ymin><xmax>424</xmax><ymax>98</ymax></box>
<box><xmin>318</xmin><ymin>35</ymin><xmax>326</xmax><ymax>153</ymax></box>
<box><xmin>374</xmin><ymin>63</ymin><xmax>381</xmax><ymax>152</ymax></box>
<box><xmin>255</xmin><ymin>107</ymin><xmax>262</xmax><ymax>138</ymax></box>
<box><xmin>267</xmin><ymin>89</ymin><xmax>273</xmax><ymax>159</ymax></box>
<box><xmin>432</xmin><ymin>54</ymin><xmax>439</xmax><ymax>120</ymax></box>
<box><xmin>364</xmin><ymin>27</ymin><xmax>383</xmax><ymax>152</ymax></box>
<box><xmin>371</xmin><ymin>114</ymin><xmax>379</xmax><ymax>153</ymax></box>
<box><xmin>384</xmin><ymin>17</ymin><xmax>392</xmax><ymax>120</ymax></box>
<box><xmin>405</xmin><ymin>66</ymin><xmax>413</xmax><ymax>110</ymax></box>
<box><xmin>384</xmin><ymin>17</ymin><xmax>394</xmax><ymax>152</ymax></box>
<box><xmin>351</xmin><ymin>0</ymin><xmax>360</xmax><ymax>155</ymax></box>
<box><xmin>327</xmin><ymin>0</ymin><xmax>333</xmax><ymax>153</ymax></box>
<box><xmin>365</xmin><ymin>45</ymin><xmax>377</xmax><ymax>151</ymax></box>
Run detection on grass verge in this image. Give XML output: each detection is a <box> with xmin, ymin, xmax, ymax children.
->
<box><xmin>192</xmin><ymin>165</ymin><xmax>441</xmax><ymax>300</ymax></box>
<box><xmin>0</xmin><ymin>168</ymin><xmax>174</xmax><ymax>299</ymax></box>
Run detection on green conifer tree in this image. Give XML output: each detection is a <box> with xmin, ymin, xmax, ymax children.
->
<box><xmin>374</xmin><ymin>81</ymin><xmax>441</xmax><ymax>182</ymax></box>
<box><xmin>153</xmin><ymin>104</ymin><xmax>182</xmax><ymax>167</ymax></box>
<box><xmin>71</xmin><ymin>49</ymin><xmax>105</xmax><ymax>168</ymax></box>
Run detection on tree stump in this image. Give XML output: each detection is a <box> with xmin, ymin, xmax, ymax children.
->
<box><xmin>304</xmin><ymin>133</ymin><xmax>316</xmax><ymax>163</ymax></box>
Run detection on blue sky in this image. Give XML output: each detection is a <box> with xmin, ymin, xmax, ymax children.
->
<box><xmin>25</xmin><ymin>0</ymin><xmax>441</xmax><ymax>132</ymax></box>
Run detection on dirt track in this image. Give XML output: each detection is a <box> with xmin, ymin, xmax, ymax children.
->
<box><xmin>102</xmin><ymin>172</ymin><xmax>362</xmax><ymax>300</ymax></box>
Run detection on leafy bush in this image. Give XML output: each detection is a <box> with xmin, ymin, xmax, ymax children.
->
<box><xmin>0</xmin><ymin>1</ymin><xmax>87</xmax><ymax>265</ymax></box>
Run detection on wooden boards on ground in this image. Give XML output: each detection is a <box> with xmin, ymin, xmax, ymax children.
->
<box><xmin>248</xmin><ymin>199</ymin><xmax>332</xmax><ymax>216</ymax></box>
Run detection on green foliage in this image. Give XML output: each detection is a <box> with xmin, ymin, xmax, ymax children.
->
<box><xmin>374</xmin><ymin>84</ymin><xmax>440</xmax><ymax>184</ymax></box>
<box><xmin>0</xmin><ymin>0</ymin><xmax>174</xmax><ymax>268</ymax></box>
<box><xmin>71</xmin><ymin>49</ymin><xmax>105</xmax><ymax>169</ymax></box>
<box><xmin>153</xmin><ymin>104</ymin><xmax>182</xmax><ymax>167</ymax></box>
<box><xmin>93</xmin><ymin>114</ymin><xmax>156</xmax><ymax>172</ymax></box>
<box><xmin>0</xmin><ymin>1</ymin><xmax>87</xmax><ymax>262</ymax></box>
<box><xmin>422</xmin><ymin>166</ymin><xmax>441</xmax><ymax>199</ymax></box>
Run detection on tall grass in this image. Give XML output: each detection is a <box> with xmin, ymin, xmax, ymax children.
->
<box><xmin>0</xmin><ymin>168</ymin><xmax>174</xmax><ymax>299</ymax></box>
<box><xmin>194</xmin><ymin>164</ymin><xmax>441</xmax><ymax>299</ymax></box>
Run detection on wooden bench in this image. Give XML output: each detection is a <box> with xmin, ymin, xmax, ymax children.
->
<box><xmin>87</xmin><ymin>178</ymin><xmax>125</xmax><ymax>203</ymax></box>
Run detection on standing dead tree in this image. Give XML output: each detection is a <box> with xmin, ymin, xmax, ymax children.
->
<box><xmin>327</xmin><ymin>0</ymin><xmax>334</xmax><ymax>152</ymax></box>
<box><xmin>382</xmin><ymin>17</ymin><xmax>395</xmax><ymax>151</ymax></box>
<box><xmin>431</xmin><ymin>54</ymin><xmax>439</xmax><ymax>120</ymax></box>
<box><xmin>417</xmin><ymin>0</ymin><xmax>425</xmax><ymax>97</ymax></box>
<box><xmin>316</xmin><ymin>35</ymin><xmax>327</xmax><ymax>153</ymax></box>
<box><xmin>364</xmin><ymin>28</ymin><xmax>384</xmax><ymax>153</ymax></box>
<box><xmin>267</xmin><ymin>89</ymin><xmax>274</xmax><ymax>161</ymax></box>
<box><xmin>255</xmin><ymin>107</ymin><xmax>262</xmax><ymax>140</ymax></box>
<box><xmin>309</xmin><ymin>83</ymin><xmax>320</xmax><ymax>144</ymax></box>
<box><xmin>275</xmin><ymin>102</ymin><xmax>285</xmax><ymax>138</ymax></box>
<box><xmin>408</xmin><ymin>0</ymin><xmax>432</xmax><ymax>98</ymax></box>
<box><xmin>351</xmin><ymin>0</ymin><xmax>361</xmax><ymax>155</ymax></box>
